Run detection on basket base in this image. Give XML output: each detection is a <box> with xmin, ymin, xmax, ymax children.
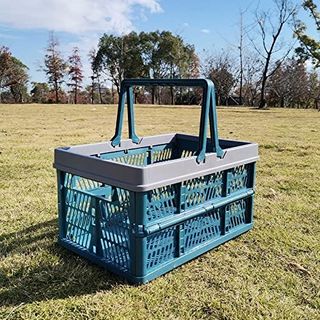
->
<box><xmin>59</xmin><ymin>223</ymin><xmax>253</xmax><ymax>284</ymax></box>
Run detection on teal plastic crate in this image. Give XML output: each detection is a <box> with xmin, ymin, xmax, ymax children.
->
<box><xmin>54</xmin><ymin>79</ymin><xmax>258</xmax><ymax>283</ymax></box>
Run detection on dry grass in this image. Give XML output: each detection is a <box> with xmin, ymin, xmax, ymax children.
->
<box><xmin>0</xmin><ymin>104</ymin><xmax>319</xmax><ymax>319</ymax></box>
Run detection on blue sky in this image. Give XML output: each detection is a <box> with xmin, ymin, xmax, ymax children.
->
<box><xmin>0</xmin><ymin>0</ymin><xmax>310</xmax><ymax>85</ymax></box>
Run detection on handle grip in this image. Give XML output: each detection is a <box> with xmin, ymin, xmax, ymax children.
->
<box><xmin>111</xmin><ymin>78</ymin><xmax>223</xmax><ymax>162</ymax></box>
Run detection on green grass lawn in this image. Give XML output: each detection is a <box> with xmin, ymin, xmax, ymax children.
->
<box><xmin>0</xmin><ymin>104</ymin><xmax>319</xmax><ymax>319</ymax></box>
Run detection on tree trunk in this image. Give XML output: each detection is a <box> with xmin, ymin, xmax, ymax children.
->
<box><xmin>158</xmin><ymin>87</ymin><xmax>161</xmax><ymax>105</ymax></box>
<box><xmin>98</xmin><ymin>84</ymin><xmax>102</xmax><ymax>104</ymax></box>
<box><xmin>111</xmin><ymin>84</ymin><xmax>115</xmax><ymax>104</ymax></box>
<box><xmin>116</xmin><ymin>83</ymin><xmax>120</xmax><ymax>96</ymax></box>
<box><xmin>239</xmin><ymin>72</ymin><xmax>243</xmax><ymax>105</ymax></box>
<box><xmin>255</xmin><ymin>0</ymin><xmax>294</xmax><ymax>109</ymax></box>
<box><xmin>54</xmin><ymin>79</ymin><xmax>59</xmax><ymax>103</ymax></box>
<box><xmin>170</xmin><ymin>87</ymin><xmax>174</xmax><ymax>105</ymax></box>
<box><xmin>91</xmin><ymin>86</ymin><xmax>94</xmax><ymax>104</ymax></box>
<box><xmin>75</xmin><ymin>86</ymin><xmax>78</xmax><ymax>104</ymax></box>
<box><xmin>151</xmin><ymin>86</ymin><xmax>155</xmax><ymax>104</ymax></box>
<box><xmin>91</xmin><ymin>77</ymin><xmax>95</xmax><ymax>104</ymax></box>
<box><xmin>239</xmin><ymin>11</ymin><xmax>244</xmax><ymax>105</ymax></box>
<box><xmin>134</xmin><ymin>90</ymin><xmax>137</xmax><ymax>104</ymax></box>
<box><xmin>280</xmin><ymin>97</ymin><xmax>284</xmax><ymax>108</ymax></box>
<box><xmin>259</xmin><ymin>63</ymin><xmax>269</xmax><ymax>108</ymax></box>
<box><xmin>97</xmin><ymin>76</ymin><xmax>103</xmax><ymax>104</ymax></box>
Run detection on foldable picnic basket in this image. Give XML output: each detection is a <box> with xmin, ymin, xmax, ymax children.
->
<box><xmin>54</xmin><ymin>78</ymin><xmax>259</xmax><ymax>284</ymax></box>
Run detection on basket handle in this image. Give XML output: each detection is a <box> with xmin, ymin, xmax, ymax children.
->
<box><xmin>111</xmin><ymin>78</ymin><xmax>223</xmax><ymax>163</ymax></box>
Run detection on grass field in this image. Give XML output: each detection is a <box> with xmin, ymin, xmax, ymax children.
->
<box><xmin>0</xmin><ymin>104</ymin><xmax>319</xmax><ymax>320</ymax></box>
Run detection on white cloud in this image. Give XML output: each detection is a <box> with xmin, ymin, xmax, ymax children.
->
<box><xmin>0</xmin><ymin>0</ymin><xmax>162</xmax><ymax>34</ymax></box>
<box><xmin>201</xmin><ymin>29</ymin><xmax>210</xmax><ymax>34</ymax></box>
<box><xmin>0</xmin><ymin>0</ymin><xmax>162</xmax><ymax>85</ymax></box>
<box><xmin>183</xmin><ymin>22</ymin><xmax>189</xmax><ymax>27</ymax></box>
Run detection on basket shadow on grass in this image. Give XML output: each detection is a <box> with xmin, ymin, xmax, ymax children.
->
<box><xmin>0</xmin><ymin>219</ymin><xmax>126</xmax><ymax>307</ymax></box>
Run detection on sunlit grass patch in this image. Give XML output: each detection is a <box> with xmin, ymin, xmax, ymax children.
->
<box><xmin>0</xmin><ymin>104</ymin><xmax>319</xmax><ymax>319</ymax></box>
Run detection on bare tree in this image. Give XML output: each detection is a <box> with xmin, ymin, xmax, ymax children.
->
<box><xmin>68</xmin><ymin>47</ymin><xmax>83</xmax><ymax>104</ymax></box>
<box><xmin>203</xmin><ymin>51</ymin><xmax>236</xmax><ymax>105</ymax></box>
<box><xmin>250</xmin><ymin>0</ymin><xmax>297</xmax><ymax>108</ymax></box>
<box><xmin>43</xmin><ymin>33</ymin><xmax>67</xmax><ymax>103</ymax></box>
<box><xmin>267</xmin><ymin>58</ymin><xmax>309</xmax><ymax>108</ymax></box>
<box><xmin>238</xmin><ymin>10</ymin><xmax>245</xmax><ymax>105</ymax></box>
<box><xmin>88</xmin><ymin>49</ymin><xmax>98</xmax><ymax>104</ymax></box>
<box><xmin>308</xmin><ymin>71</ymin><xmax>320</xmax><ymax>110</ymax></box>
<box><xmin>241</xmin><ymin>52</ymin><xmax>264</xmax><ymax>106</ymax></box>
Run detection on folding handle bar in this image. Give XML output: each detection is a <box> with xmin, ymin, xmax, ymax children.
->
<box><xmin>111</xmin><ymin>78</ymin><xmax>223</xmax><ymax>163</ymax></box>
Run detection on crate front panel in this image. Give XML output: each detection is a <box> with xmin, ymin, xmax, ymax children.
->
<box><xmin>145</xmin><ymin>163</ymin><xmax>253</xmax><ymax>223</ymax></box>
<box><xmin>144</xmin><ymin>197</ymin><xmax>252</xmax><ymax>272</ymax></box>
<box><xmin>58</xmin><ymin>161</ymin><xmax>255</xmax><ymax>282</ymax></box>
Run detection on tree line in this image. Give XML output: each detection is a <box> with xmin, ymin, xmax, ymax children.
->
<box><xmin>0</xmin><ymin>0</ymin><xmax>319</xmax><ymax>108</ymax></box>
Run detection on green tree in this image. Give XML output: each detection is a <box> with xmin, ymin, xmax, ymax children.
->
<box><xmin>148</xmin><ymin>31</ymin><xmax>199</xmax><ymax>104</ymax></box>
<box><xmin>95</xmin><ymin>31</ymin><xmax>199</xmax><ymax>104</ymax></box>
<box><xmin>0</xmin><ymin>46</ymin><xmax>29</xmax><ymax>103</ymax></box>
<box><xmin>88</xmin><ymin>48</ymin><xmax>106</xmax><ymax>104</ymax></box>
<box><xmin>204</xmin><ymin>52</ymin><xmax>235</xmax><ymax>105</ymax></box>
<box><xmin>295</xmin><ymin>0</ymin><xmax>320</xmax><ymax>66</ymax></box>
<box><xmin>30</xmin><ymin>82</ymin><xmax>50</xmax><ymax>103</ymax></box>
<box><xmin>95</xmin><ymin>32</ymin><xmax>148</xmax><ymax>95</ymax></box>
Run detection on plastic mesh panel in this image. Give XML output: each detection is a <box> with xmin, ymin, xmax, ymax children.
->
<box><xmin>109</xmin><ymin>148</ymin><xmax>175</xmax><ymax>166</ymax></box>
<box><xmin>102</xmin><ymin>144</ymin><xmax>199</xmax><ymax>167</ymax></box>
<box><xmin>64</xmin><ymin>188</ymin><xmax>94</xmax><ymax>249</ymax></box>
<box><xmin>227</xmin><ymin>165</ymin><xmax>249</xmax><ymax>195</ymax></box>
<box><xmin>100</xmin><ymin>202</ymin><xmax>131</xmax><ymax>271</ymax></box>
<box><xmin>146</xmin><ymin>227</ymin><xmax>176</xmax><ymax>270</ymax></box>
<box><xmin>74</xmin><ymin>176</ymin><xmax>100</xmax><ymax>190</ymax></box>
<box><xmin>184</xmin><ymin>209</ymin><xmax>221</xmax><ymax>252</ymax></box>
<box><xmin>152</xmin><ymin>148</ymin><xmax>173</xmax><ymax>163</ymax></box>
<box><xmin>183</xmin><ymin>172</ymin><xmax>224</xmax><ymax>209</ymax></box>
<box><xmin>95</xmin><ymin>186</ymin><xmax>131</xmax><ymax>271</ymax></box>
<box><xmin>146</xmin><ymin>185</ymin><xmax>177</xmax><ymax>222</ymax></box>
<box><xmin>225</xmin><ymin>199</ymin><xmax>246</xmax><ymax>232</ymax></box>
<box><xmin>111</xmin><ymin>152</ymin><xmax>147</xmax><ymax>166</ymax></box>
<box><xmin>145</xmin><ymin>171</ymin><xmax>225</xmax><ymax>222</ymax></box>
<box><xmin>181</xmin><ymin>149</ymin><xmax>197</xmax><ymax>158</ymax></box>
<box><xmin>63</xmin><ymin>173</ymin><xmax>132</xmax><ymax>271</ymax></box>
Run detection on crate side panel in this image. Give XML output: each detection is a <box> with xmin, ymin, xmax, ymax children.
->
<box><xmin>143</xmin><ymin>195</ymin><xmax>253</xmax><ymax>273</ymax></box>
<box><xmin>183</xmin><ymin>172</ymin><xmax>224</xmax><ymax>210</ymax></box>
<box><xmin>100</xmin><ymin>144</ymin><xmax>175</xmax><ymax>166</ymax></box>
<box><xmin>61</xmin><ymin>173</ymin><xmax>132</xmax><ymax>272</ymax></box>
<box><xmin>64</xmin><ymin>180</ymin><xmax>94</xmax><ymax>250</ymax></box>
<box><xmin>227</xmin><ymin>164</ymin><xmax>252</xmax><ymax>195</ymax></box>
<box><xmin>99</xmin><ymin>195</ymin><xmax>131</xmax><ymax>271</ymax></box>
<box><xmin>146</xmin><ymin>227</ymin><xmax>176</xmax><ymax>270</ymax></box>
<box><xmin>225</xmin><ymin>198</ymin><xmax>247</xmax><ymax>232</ymax></box>
<box><xmin>183</xmin><ymin>209</ymin><xmax>221</xmax><ymax>253</ymax></box>
<box><xmin>146</xmin><ymin>185</ymin><xmax>177</xmax><ymax>222</ymax></box>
